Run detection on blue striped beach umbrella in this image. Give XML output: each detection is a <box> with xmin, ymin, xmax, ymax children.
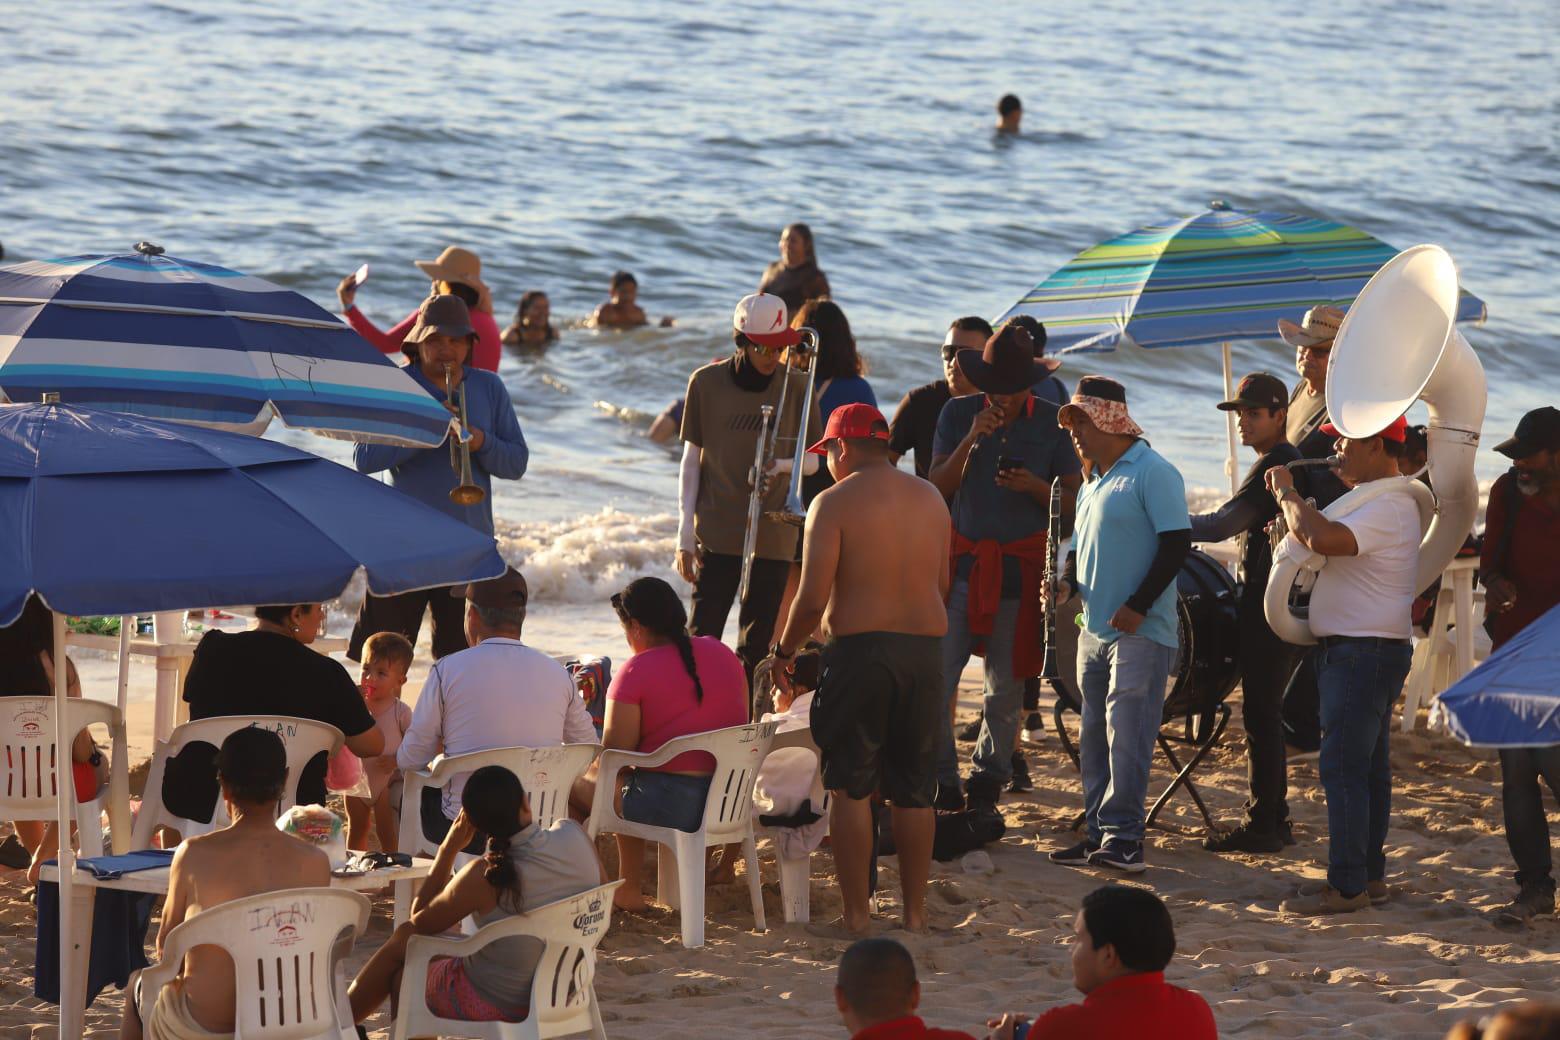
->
<box><xmin>0</xmin><ymin>244</ymin><xmax>453</xmax><ymax>447</ymax></box>
<box><xmin>995</xmin><ymin>203</ymin><xmax>1487</xmax><ymax>493</ymax></box>
<box><xmin>995</xmin><ymin>202</ymin><xmax>1487</xmax><ymax>355</ymax></box>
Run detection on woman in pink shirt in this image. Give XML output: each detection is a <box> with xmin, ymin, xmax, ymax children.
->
<box><xmin>596</xmin><ymin>576</ymin><xmax>748</xmax><ymax>910</ymax></box>
<box><xmin>335</xmin><ymin>245</ymin><xmax>502</xmax><ymax>372</ymax></box>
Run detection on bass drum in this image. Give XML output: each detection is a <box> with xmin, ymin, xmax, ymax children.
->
<box><xmin>1164</xmin><ymin>549</ymin><xmax>1241</xmax><ymax>722</ymax></box>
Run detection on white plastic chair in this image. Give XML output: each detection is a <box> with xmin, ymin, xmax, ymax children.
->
<box><xmin>0</xmin><ymin>695</ymin><xmax>131</xmax><ymax>857</ymax></box>
<box><xmin>394</xmin><ymin>743</ymin><xmax>601</xmax><ymax>926</ymax></box>
<box><xmin>754</xmin><ymin>724</ymin><xmax>830</xmax><ymax>925</ymax></box>
<box><xmin>135</xmin><ymin>887</ymin><xmax>369</xmax><ymax>1039</ymax></box>
<box><xmin>132</xmin><ymin>715</ymin><xmax>344</xmax><ymax>848</ymax></box>
<box><xmin>392</xmin><ymin>880</ymin><xmax>622</xmax><ymax>1040</ymax></box>
<box><xmin>587</xmin><ymin>721</ymin><xmax>778</xmax><ymax>948</ymax></box>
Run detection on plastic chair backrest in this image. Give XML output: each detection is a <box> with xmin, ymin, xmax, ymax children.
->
<box><xmin>657</xmin><ymin>722</ymin><xmax>778</xmax><ymax>840</ymax></box>
<box><xmin>135</xmin><ymin>716</ymin><xmax>344</xmax><ymax>845</ymax></box>
<box><xmin>150</xmin><ymin>887</ymin><xmax>369</xmax><ymax>1039</ymax></box>
<box><xmin>0</xmin><ymin>696</ymin><xmax>116</xmax><ymax>816</ymax></box>
<box><xmin>402</xmin><ymin>881</ymin><xmax>620</xmax><ymax>1040</ymax></box>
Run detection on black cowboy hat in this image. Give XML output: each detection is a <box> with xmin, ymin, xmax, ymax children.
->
<box><xmin>956</xmin><ymin>324</ymin><xmax>1058</xmax><ymax>396</ymax></box>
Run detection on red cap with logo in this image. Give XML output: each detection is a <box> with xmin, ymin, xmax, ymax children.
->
<box><xmin>1319</xmin><ymin>415</ymin><xmax>1408</xmax><ymax>443</ymax></box>
<box><xmin>807</xmin><ymin>402</ymin><xmax>890</xmax><ymax>455</ymax></box>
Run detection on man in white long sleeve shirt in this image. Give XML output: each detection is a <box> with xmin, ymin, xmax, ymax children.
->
<box><xmin>675</xmin><ymin>293</ymin><xmax>821</xmax><ymax>689</ymax></box>
<box><xmin>398</xmin><ymin>567</ymin><xmax>595</xmax><ymax>849</ymax></box>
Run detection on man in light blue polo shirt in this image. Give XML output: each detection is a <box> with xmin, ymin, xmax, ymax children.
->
<box><xmin>1048</xmin><ymin>376</ymin><xmax>1190</xmax><ymax>873</ymax></box>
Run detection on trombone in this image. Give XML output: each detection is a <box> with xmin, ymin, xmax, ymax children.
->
<box><xmin>737</xmin><ymin>328</ymin><xmax>819</xmax><ymax>602</ymax></box>
<box><xmin>443</xmin><ymin>364</ymin><xmax>486</xmax><ymax>506</ymax></box>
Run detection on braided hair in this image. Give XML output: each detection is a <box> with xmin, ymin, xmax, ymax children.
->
<box><xmin>612</xmin><ymin>576</ymin><xmax>704</xmax><ymax>703</ymax></box>
<box><xmin>460</xmin><ymin>765</ymin><xmax>528</xmax><ymax>913</ymax></box>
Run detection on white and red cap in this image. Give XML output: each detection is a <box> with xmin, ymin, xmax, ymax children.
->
<box><xmin>733</xmin><ymin>292</ymin><xmax>802</xmax><ymax>349</ymax></box>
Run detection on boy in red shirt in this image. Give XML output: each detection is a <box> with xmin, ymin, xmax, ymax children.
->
<box><xmin>836</xmin><ymin>939</ymin><xmax>977</xmax><ymax>1040</ymax></box>
<box><xmin>986</xmin><ymin>886</ymin><xmax>1216</xmax><ymax>1039</ymax></box>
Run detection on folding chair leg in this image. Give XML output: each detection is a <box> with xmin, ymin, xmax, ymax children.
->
<box><xmin>742</xmin><ymin>829</ymin><xmax>766</xmax><ymax>933</ymax></box>
<box><xmin>1146</xmin><ymin>706</ymin><xmax>1230</xmax><ymax>830</ymax></box>
<box><xmin>672</xmin><ymin>832</ymin><xmax>706</xmax><ymax>948</ymax></box>
<box><xmin>656</xmin><ymin>842</ymin><xmax>680</xmax><ymax>911</ymax></box>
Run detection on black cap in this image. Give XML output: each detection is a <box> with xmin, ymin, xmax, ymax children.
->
<box><xmin>1495</xmin><ymin>406</ymin><xmax>1560</xmax><ymax>460</ymax></box>
<box><xmin>451</xmin><ymin>565</ymin><xmax>529</xmax><ymax>610</ymax></box>
<box><xmin>1216</xmin><ymin>372</ymin><xmax>1289</xmax><ymax>412</ymax></box>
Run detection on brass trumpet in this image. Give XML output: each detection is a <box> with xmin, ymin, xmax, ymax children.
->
<box><xmin>443</xmin><ymin>364</ymin><xmax>485</xmax><ymax>506</ymax></box>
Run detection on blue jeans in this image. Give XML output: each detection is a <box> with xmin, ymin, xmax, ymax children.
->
<box><xmin>1316</xmin><ymin>638</ymin><xmax>1413</xmax><ymax>896</ymax></box>
<box><xmin>1078</xmin><ymin>629</ymin><xmax>1177</xmax><ymax>845</ymax></box>
<box><xmin>937</xmin><ymin>580</ymin><xmax>1024</xmax><ymax>787</ymax></box>
<box><xmin>622</xmin><ymin>770</ymin><xmax>712</xmax><ymax>833</ymax></box>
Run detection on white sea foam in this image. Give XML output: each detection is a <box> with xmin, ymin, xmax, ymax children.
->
<box><xmin>496</xmin><ymin>507</ymin><xmax>681</xmax><ymax>606</ymax></box>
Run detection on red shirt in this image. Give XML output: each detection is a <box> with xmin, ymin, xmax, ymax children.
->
<box><xmin>1028</xmin><ymin>973</ymin><xmax>1216</xmax><ymax>1040</ymax></box>
<box><xmin>1480</xmin><ymin>472</ymin><xmax>1560</xmax><ymax>649</ymax></box>
<box><xmin>344</xmin><ymin>304</ymin><xmax>502</xmax><ymax>373</ymax></box>
<box><xmin>852</xmin><ymin>1016</ymin><xmax>978</xmax><ymax>1040</ymax></box>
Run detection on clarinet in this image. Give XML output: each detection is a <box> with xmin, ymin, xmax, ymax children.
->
<box><xmin>1040</xmin><ymin>475</ymin><xmax>1062</xmax><ymax>680</ymax></box>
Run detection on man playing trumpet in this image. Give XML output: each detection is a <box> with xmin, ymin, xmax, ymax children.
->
<box><xmin>350</xmin><ymin>294</ymin><xmax>530</xmax><ymax>661</ymax></box>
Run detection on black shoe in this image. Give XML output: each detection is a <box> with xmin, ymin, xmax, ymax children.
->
<box><xmin>0</xmin><ymin>834</ymin><xmax>31</xmax><ymax>871</ymax></box>
<box><xmin>1203</xmin><ymin>823</ymin><xmax>1284</xmax><ymax>854</ymax></box>
<box><xmin>955</xmin><ymin>714</ymin><xmax>984</xmax><ymax>743</ymax></box>
<box><xmin>1088</xmin><ymin>840</ymin><xmax>1147</xmax><ymax>873</ymax></box>
<box><xmin>1496</xmin><ymin>884</ymin><xmax>1556</xmax><ymax>929</ymax></box>
<box><xmin>1049</xmin><ymin>839</ymin><xmax>1100</xmax><ymax>865</ymax></box>
<box><xmin>933</xmin><ymin>782</ymin><xmax>965</xmax><ymax>812</ymax></box>
<box><xmin>1007</xmin><ymin>751</ymin><xmax>1034</xmax><ymax>793</ymax></box>
<box><xmin>1278</xmin><ymin>819</ymin><xmax>1297</xmax><ymax>846</ymax></box>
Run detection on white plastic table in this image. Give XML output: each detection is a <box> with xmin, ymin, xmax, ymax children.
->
<box><xmin>1403</xmin><ymin>558</ymin><xmax>1481</xmax><ymax>731</ymax></box>
<box><xmin>39</xmin><ymin>856</ymin><xmax>432</xmax><ymax>1038</ymax></box>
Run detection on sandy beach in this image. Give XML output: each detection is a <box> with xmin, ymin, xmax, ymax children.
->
<box><xmin>1</xmin><ymin>659</ymin><xmax>1554</xmax><ymax>1039</ymax></box>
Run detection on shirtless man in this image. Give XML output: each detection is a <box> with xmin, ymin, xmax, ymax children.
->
<box><xmin>590</xmin><ymin>270</ymin><xmax>674</xmax><ymax>329</ymax></box>
<box><xmin>772</xmin><ymin>403</ymin><xmax>951</xmax><ymax>934</ymax></box>
<box><xmin>121</xmin><ymin>728</ymin><xmax>331</xmax><ymax>1040</ymax></box>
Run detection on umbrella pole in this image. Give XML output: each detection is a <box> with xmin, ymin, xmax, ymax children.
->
<box><xmin>110</xmin><ymin>617</ymin><xmax>134</xmax><ymax>854</ymax></box>
<box><xmin>51</xmin><ymin>612</ymin><xmax>77</xmax><ymax>1036</ymax></box>
<box><xmin>1222</xmin><ymin>342</ymin><xmax>1239</xmax><ymax>498</ymax></box>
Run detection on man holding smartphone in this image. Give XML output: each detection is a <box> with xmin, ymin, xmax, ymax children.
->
<box><xmin>927</xmin><ymin>324</ymin><xmax>1082</xmax><ymax>811</ymax></box>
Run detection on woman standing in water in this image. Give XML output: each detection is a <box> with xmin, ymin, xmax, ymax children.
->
<box><xmin>758</xmin><ymin>223</ymin><xmax>831</xmax><ymax>315</ymax></box>
<box><xmin>337</xmin><ymin>245</ymin><xmax>502</xmax><ymax>371</ymax></box>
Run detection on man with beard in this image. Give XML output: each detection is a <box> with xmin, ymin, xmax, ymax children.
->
<box><xmin>1481</xmin><ymin>407</ymin><xmax>1560</xmax><ymax>927</ymax></box>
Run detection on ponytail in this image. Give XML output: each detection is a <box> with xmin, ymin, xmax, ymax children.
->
<box><xmin>482</xmin><ymin>833</ymin><xmax>524</xmax><ymax>912</ymax></box>
<box><xmin>670</xmin><ymin>629</ymin><xmax>705</xmax><ymax>704</ymax></box>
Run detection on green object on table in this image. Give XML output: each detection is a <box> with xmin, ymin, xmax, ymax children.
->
<box><xmin>66</xmin><ymin>616</ymin><xmax>121</xmax><ymax>637</ymax></box>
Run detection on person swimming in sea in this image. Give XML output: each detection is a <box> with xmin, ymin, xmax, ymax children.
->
<box><xmin>501</xmin><ymin>290</ymin><xmax>558</xmax><ymax>348</ymax></box>
<box><xmin>589</xmin><ymin>271</ymin><xmax>674</xmax><ymax>329</ymax></box>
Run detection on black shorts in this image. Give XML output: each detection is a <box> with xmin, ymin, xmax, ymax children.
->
<box><xmin>810</xmin><ymin>631</ymin><xmax>942</xmax><ymax>808</ymax></box>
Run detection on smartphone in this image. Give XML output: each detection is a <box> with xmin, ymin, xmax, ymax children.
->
<box><xmin>351</xmin><ymin>263</ymin><xmax>370</xmax><ymax>287</ymax></box>
<box><xmin>1013</xmin><ymin>1022</ymin><xmax>1032</xmax><ymax>1040</ymax></box>
<box><xmin>997</xmin><ymin>455</ymin><xmax>1024</xmax><ymax>472</ymax></box>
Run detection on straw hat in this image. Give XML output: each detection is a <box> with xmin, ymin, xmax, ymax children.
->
<box><xmin>1277</xmin><ymin>304</ymin><xmax>1346</xmax><ymax>349</ymax></box>
<box><xmin>414</xmin><ymin>246</ymin><xmax>492</xmax><ymax>315</ymax></box>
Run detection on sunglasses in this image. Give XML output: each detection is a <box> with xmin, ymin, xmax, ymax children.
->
<box><xmin>747</xmin><ymin>343</ymin><xmax>781</xmax><ymax>357</ymax></box>
<box><xmin>941</xmin><ymin>345</ymin><xmax>959</xmax><ymax>362</ymax></box>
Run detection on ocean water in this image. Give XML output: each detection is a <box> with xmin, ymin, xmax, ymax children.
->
<box><xmin>3</xmin><ymin>0</ymin><xmax>1556</xmax><ymax>641</ymax></box>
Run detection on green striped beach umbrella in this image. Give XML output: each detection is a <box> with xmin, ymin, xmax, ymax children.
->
<box><xmin>996</xmin><ymin>201</ymin><xmax>1486</xmax><ymax>492</ymax></box>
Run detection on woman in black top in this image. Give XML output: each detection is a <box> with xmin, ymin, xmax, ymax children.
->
<box><xmin>167</xmin><ymin>603</ymin><xmax>383</xmax><ymax>824</ymax></box>
<box><xmin>758</xmin><ymin>223</ymin><xmax>831</xmax><ymax>315</ymax></box>
<box><xmin>0</xmin><ymin>595</ymin><xmax>101</xmax><ymax>877</ymax></box>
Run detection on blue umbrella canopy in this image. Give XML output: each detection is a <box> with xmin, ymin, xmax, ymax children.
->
<box><xmin>0</xmin><ymin>401</ymin><xmax>506</xmax><ymax>624</ymax></box>
<box><xmin>995</xmin><ymin>203</ymin><xmax>1488</xmax><ymax>354</ymax></box>
<box><xmin>1435</xmin><ymin>603</ymin><xmax>1560</xmax><ymax>748</ymax></box>
<box><xmin>0</xmin><ymin>245</ymin><xmax>452</xmax><ymax>446</ymax></box>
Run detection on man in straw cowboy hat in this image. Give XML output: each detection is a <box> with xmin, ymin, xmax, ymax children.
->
<box><xmin>1268</xmin><ymin>415</ymin><xmax>1419</xmax><ymax>915</ymax></box>
<box><xmin>1048</xmin><ymin>376</ymin><xmax>1190</xmax><ymax>873</ymax></box>
<box><xmin>927</xmin><ymin>324</ymin><xmax>1080</xmax><ymax>813</ymax></box>
<box><xmin>338</xmin><ymin>244</ymin><xmax>503</xmax><ymax>372</ymax></box>
<box><xmin>348</xmin><ymin>295</ymin><xmax>529</xmax><ymax>662</ymax></box>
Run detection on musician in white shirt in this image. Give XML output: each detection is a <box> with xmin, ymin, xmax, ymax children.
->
<box><xmin>1264</xmin><ymin>416</ymin><xmax>1419</xmax><ymax>915</ymax></box>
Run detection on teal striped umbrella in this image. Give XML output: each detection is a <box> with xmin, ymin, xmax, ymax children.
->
<box><xmin>995</xmin><ymin>202</ymin><xmax>1486</xmax><ymax>355</ymax></box>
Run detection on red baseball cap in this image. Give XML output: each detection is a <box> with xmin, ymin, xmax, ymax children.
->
<box><xmin>1319</xmin><ymin>415</ymin><xmax>1408</xmax><ymax>443</ymax></box>
<box><xmin>807</xmin><ymin>402</ymin><xmax>890</xmax><ymax>455</ymax></box>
